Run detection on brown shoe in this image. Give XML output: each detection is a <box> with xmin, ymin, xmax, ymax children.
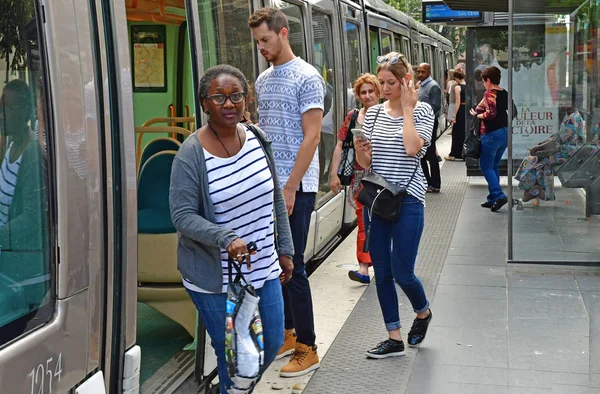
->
<box><xmin>275</xmin><ymin>329</ymin><xmax>296</xmax><ymax>360</ymax></box>
<box><xmin>279</xmin><ymin>342</ymin><xmax>320</xmax><ymax>377</ymax></box>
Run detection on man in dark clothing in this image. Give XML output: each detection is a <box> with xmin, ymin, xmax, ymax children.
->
<box><xmin>417</xmin><ymin>63</ymin><xmax>442</xmax><ymax>192</ymax></box>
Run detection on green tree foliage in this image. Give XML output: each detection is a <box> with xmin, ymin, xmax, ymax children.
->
<box><xmin>384</xmin><ymin>0</ymin><xmax>423</xmax><ymax>22</ymax></box>
<box><xmin>0</xmin><ymin>0</ymin><xmax>35</xmax><ymax>72</ymax></box>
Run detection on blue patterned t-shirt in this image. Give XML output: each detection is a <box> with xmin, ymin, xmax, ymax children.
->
<box><xmin>255</xmin><ymin>57</ymin><xmax>326</xmax><ymax>193</ymax></box>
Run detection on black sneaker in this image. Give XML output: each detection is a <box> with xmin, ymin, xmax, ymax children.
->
<box><xmin>366</xmin><ymin>339</ymin><xmax>405</xmax><ymax>359</ymax></box>
<box><xmin>407</xmin><ymin>309</ymin><xmax>432</xmax><ymax>347</ymax></box>
<box><xmin>491</xmin><ymin>196</ymin><xmax>509</xmax><ymax>212</ymax></box>
<box><xmin>481</xmin><ymin>201</ymin><xmax>492</xmax><ymax>208</ymax></box>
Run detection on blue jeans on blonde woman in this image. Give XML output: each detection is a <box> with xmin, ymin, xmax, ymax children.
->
<box><xmin>365</xmin><ymin>196</ymin><xmax>429</xmax><ymax>331</ymax></box>
<box><xmin>187</xmin><ymin>278</ymin><xmax>284</xmax><ymax>393</ymax></box>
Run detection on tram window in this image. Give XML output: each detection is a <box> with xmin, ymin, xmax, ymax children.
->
<box><xmin>370</xmin><ymin>28</ymin><xmax>380</xmax><ymax>73</ymax></box>
<box><xmin>272</xmin><ymin>1</ymin><xmax>307</xmax><ymax>60</ymax></box>
<box><xmin>0</xmin><ymin>0</ymin><xmax>53</xmax><ymax>346</ymax></box>
<box><xmin>413</xmin><ymin>43</ymin><xmax>420</xmax><ymax>64</ymax></box>
<box><xmin>311</xmin><ymin>10</ymin><xmax>336</xmax><ymax>200</ymax></box>
<box><xmin>197</xmin><ymin>0</ymin><xmax>259</xmax><ymax>119</ymax></box>
<box><xmin>343</xmin><ymin>20</ymin><xmax>361</xmax><ymax>109</ymax></box>
<box><xmin>381</xmin><ymin>32</ymin><xmax>392</xmax><ymax>55</ymax></box>
<box><xmin>402</xmin><ymin>37</ymin><xmax>411</xmax><ymax>63</ymax></box>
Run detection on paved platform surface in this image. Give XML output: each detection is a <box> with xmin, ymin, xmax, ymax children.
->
<box><xmin>304</xmin><ymin>163</ymin><xmax>600</xmax><ymax>393</ymax></box>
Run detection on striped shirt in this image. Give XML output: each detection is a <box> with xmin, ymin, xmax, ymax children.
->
<box><xmin>363</xmin><ymin>102</ymin><xmax>434</xmax><ymax>205</ymax></box>
<box><xmin>182</xmin><ymin>127</ymin><xmax>280</xmax><ymax>294</ymax></box>
<box><xmin>255</xmin><ymin>57</ymin><xmax>326</xmax><ymax>192</ymax></box>
<box><xmin>0</xmin><ymin>143</ymin><xmax>23</xmax><ymax>226</ymax></box>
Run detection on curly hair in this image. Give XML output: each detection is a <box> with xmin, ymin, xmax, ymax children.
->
<box><xmin>198</xmin><ymin>65</ymin><xmax>248</xmax><ymax>112</ymax></box>
<box><xmin>353</xmin><ymin>73</ymin><xmax>381</xmax><ymax>100</ymax></box>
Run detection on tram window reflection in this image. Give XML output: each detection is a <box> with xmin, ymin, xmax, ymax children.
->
<box><xmin>0</xmin><ymin>2</ymin><xmax>53</xmax><ymax>345</ymax></box>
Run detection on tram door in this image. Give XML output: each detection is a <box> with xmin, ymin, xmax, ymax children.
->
<box><xmin>120</xmin><ymin>0</ymin><xmax>222</xmax><ymax>392</ymax></box>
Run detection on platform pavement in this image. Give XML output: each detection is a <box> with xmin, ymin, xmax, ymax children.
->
<box><xmin>304</xmin><ymin>164</ymin><xmax>600</xmax><ymax>393</ymax></box>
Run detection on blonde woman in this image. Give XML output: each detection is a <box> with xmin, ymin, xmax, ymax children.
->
<box><xmin>354</xmin><ymin>52</ymin><xmax>433</xmax><ymax>358</ymax></box>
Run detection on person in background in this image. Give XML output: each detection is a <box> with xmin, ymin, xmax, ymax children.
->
<box><xmin>516</xmin><ymin>97</ymin><xmax>585</xmax><ymax>202</ymax></box>
<box><xmin>445</xmin><ymin>69</ymin><xmax>456</xmax><ymax>131</ymax></box>
<box><xmin>329</xmin><ymin>73</ymin><xmax>381</xmax><ymax>284</ymax></box>
<box><xmin>470</xmin><ymin>66</ymin><xmax>516</xmax><ymax>212</ymax></box>
<box><xmin>354</xmin><ymin>52</ymin><xmax>433</xmax><ymax>359</ymax></box>
<box><xmin>417</xmin><ymin>63</ymin><xmax>442</xmax><ymax>193</ymax></box>
<box><xmin>169</xmin><ymin>65</ymin><xmax>294</xmax><ymax>394</ymax></box>
<box><xmin>249</xmin><ymin>6</ymin><xmax>325</xmax><ymax>377</ymax></box>
<box><xmin>0</xmin><ymin>79</ymin><xmax>47</xmax><ymax>243</ymax></box>
<box><xmin>446</xmin><ymin>68</ymin><xmax>467</xmax><ymax>161</ymax></box>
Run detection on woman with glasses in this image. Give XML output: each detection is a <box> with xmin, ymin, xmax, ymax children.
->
<box><xmin>354</xmin><ymin>52</ymin><xmax>433</xmax><ymax>359</ymax></box>
<box><xmin>169</xmin><ymin>64</ymin><xmax>294</xmax><ymax>393</ymax></box>
<box><xmin>329</xmin><ymin>73</ymin><xmax>381</xmax><ymax>284</ymax></box>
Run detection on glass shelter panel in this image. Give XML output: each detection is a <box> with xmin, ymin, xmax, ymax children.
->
<box><xmin>509</xmin><ymin>1</ymin><xmax>600</xmax><ymax>262</ymax></box>
<box><xmin>312</xmin><ymin>10</ymin><xmax>337</xmax><ymax>199</ymax></box>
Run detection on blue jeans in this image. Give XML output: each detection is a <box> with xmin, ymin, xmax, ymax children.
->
<box><xmin>187</xmin><ymin>278</ymin><xmax>284</xmax><ymax>394</ymax></box>
<box><xmin>480</xmin><ymin>127</ymin><xmax>508</xmax><ymax>203</ymax></box>
<box><xmin>283</xmin><ymin>191</ymin><xmax>317</xmax><ymax>346</ymax></box>
<box><xmin>364</xmin><ymin>196</ymin><xmax>429</xmax><ymax>331</ymax></box>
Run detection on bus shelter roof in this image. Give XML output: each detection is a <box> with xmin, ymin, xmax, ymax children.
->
<box><xmin>444</xmin><ymin>0</ymin><xmax>582</xmax><ymax>13</ymax></box>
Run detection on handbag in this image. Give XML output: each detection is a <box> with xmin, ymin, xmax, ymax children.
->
<box><xmin>225</xmin><ymin>242</ymin><xmax>264</xmax><ymax>393</ymax></box>
<box><xmin>337</xmin><ymin>109</ymin><xmax>359</xmax><ymax>186</ymax></box>
<box><xmin>357</xmin><ymin>167</ymin><xmax>418</xmax><ymax>252</ymax></box>
<box><xmin>463</xmin><ymin>116</ymin><xmax>481</xmax><ymax>159</ymax></box>
<box><xmin>530</xmin><ymin>138</ymin><xmax>559</xmax><ymax>158</ymax></box>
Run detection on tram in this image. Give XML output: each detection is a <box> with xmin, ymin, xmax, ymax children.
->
<box><xmin>0</xmin><ymin>0</ymin><xmax>453</xmax><ymax>393</ymax></box>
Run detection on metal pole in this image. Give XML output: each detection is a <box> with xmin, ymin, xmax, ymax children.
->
<box><xmin>507</xmin><ymin>0</ymin><xmax>514</xmax><ymax>261</ymax></box>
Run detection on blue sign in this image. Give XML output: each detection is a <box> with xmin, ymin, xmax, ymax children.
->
<box><xmin>422</xmin><ymin>2</ymin><xmax>482</xmax><ymax>23</ymax></box>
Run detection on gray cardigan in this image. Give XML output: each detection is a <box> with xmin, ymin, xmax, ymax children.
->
<box><xmin>169</xmin><ymin>125</ymin><xmax>294</xmax><ymax>293</ymax></box>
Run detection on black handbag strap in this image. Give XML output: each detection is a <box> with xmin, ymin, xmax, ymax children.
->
<box><xmin>343</xmin><ymin>109</ymin><xmax>360</xmax><ymax>145</ymax></box>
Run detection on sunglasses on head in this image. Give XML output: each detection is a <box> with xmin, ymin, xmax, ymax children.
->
<box><xmin>376</xmin><ymin>55</ymin><xmax>408</xmax><ymax>67</ymax></box>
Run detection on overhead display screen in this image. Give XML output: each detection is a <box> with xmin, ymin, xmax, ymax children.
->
<box><xmin>422</xmin><ymin>2</ymin><xmax>483</xmax><ymax>23</ymax></box>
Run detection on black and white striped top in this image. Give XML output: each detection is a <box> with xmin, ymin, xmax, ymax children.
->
<box><xmin>363</xmin><ymin>102</ymin><xmax>434</xmax><ymax>205</ymax></box>
<box><xmin>0</xmin><ymin>143</ymin><xmax>23</xmax><ymax>226</ymax></box>
<box><xmin>183</xmin><ymin>127</ymin><xmax>280</xmax><ymax>294</ymax></box>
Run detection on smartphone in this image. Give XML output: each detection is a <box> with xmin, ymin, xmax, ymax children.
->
<box><xmin>351</xmin><ymin>128</ymin><xmax>366</xmax><ymax>140</ymax></box>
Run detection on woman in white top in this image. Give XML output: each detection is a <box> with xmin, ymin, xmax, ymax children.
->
<box><xmin>170</xmin><ymin>65</ymin><xmax>293</xmax><ymax>394</ymax></box>
<box><xmin>354</xmin><ymin>52</ymin><xmax>433</xmax><ymax>359</ymax></box>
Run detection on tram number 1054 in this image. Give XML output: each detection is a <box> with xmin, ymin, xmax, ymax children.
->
<box><xmin>27</xmin><ymin>353</ymin><xmax>63</xmax><ymax>394</ymax></box>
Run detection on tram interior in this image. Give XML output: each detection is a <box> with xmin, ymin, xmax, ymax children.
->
<box><xmin>126</xmin><ymin>0</ymin><xmax>199</xmax><ymax>387</ymax></box>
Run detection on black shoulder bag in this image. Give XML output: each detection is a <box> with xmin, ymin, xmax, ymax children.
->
<box><xmin>463</xmin><ymin>115</ymin><xmax>481</xmax><ymax>159</ymax></box>
<box><xmin>356</xmin><ymin>107</ymin><xmax>419</xmax><ymax>252</ymax></box>
<box><xmin>337</xmin><ymin>109</ymin><xmax>359</xmax><ymax>186</ymax></box>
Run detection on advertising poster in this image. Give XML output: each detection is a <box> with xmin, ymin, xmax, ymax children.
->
<box><xmin>507</xmin><ymin>105</ymin><xmax>559</xmax><ymax>159</ymax></box>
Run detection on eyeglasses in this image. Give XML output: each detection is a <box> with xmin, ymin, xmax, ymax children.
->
<box><xmin>205</xmin><ymin>92</ymin><xmax>246</xmax><ymax>105</ymax></box>
<box><xmin>377</xmin><ymin>55</ymin><xmax>408</xmax><ymax>68</ymax></box>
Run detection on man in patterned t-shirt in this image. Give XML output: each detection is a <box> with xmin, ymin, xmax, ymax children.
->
<box><xmin>249</xmin><ymin>6</ymin><xmax>325</xmax><ymax>378</ymax></box>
